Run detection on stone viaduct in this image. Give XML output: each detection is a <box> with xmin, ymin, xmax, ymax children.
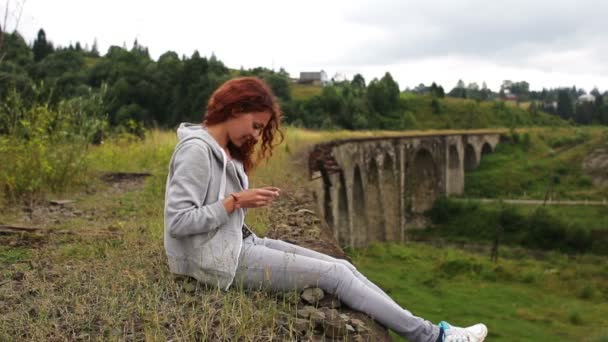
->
<box><xmin>308</xmin><ymin>132</ymin><xmax>502</xmax><ymax>248</ymax></box>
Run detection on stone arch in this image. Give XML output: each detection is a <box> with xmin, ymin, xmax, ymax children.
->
<box><xmin>381</xmin><ymin>154</ymin><xmax>399</xmax><ymax>241</ymax></box>
<box><xmin>337</xmin><ymin>172</ymin><xmax>349</xmax><ymax>247</ymax></box>
<box><xmin>481</xmin><ymin>142</ymin><xmax>493</xmax><ymax>157</ymax></box>
<box><xmin>353</xmin><ymin>164</ymin><xmax>367</xmax><ymax>247</ymax></box>
<box><xmin>411</xmin><ymin>148</ymin><xmax>440</xmax><ymax>213</ymax></box>
<box><xmin>366</xmin><ymin>158</ymin><xmax>385</xmax><ymax>242</ymax></box>
<box><xmin>464</xmin><ymin>143</ymin><xmax>478</xmax><ymax>171</ymax></box>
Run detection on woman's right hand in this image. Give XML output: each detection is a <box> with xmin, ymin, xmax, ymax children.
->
<box><xmin>235</xmin><ymin>187</ymin><xmax>280</xmax><ymax>208</ymax></box>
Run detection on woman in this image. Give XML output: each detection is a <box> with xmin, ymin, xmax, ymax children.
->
<box><xmin>163</xmin><ymin>77</ymin><xmax>488</xmax><ymax>342</ymax></box>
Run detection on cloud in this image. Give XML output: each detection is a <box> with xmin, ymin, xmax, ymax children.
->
<box><xmin>13</xmin><ymin>0</ymin><xmax>608</xmax><ymax>91</ymax></box>
<box><xmin>336</xmin><ymin>0</ymin><xmax>608</xmax><ymax>76</ymax></box>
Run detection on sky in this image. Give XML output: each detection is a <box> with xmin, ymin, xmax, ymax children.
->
<box><xmin>5</xmin><ymin>0</ymin><xmax>608</xmax><ymax>92</ymax></box>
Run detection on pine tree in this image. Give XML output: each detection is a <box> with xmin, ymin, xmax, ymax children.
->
<box><xmin>90</xmin><ymin>38</ymin><xmax>100</xmax><ymax>57</ymax></box>
<box><xmin>32</xmin><ymin>28</ymin><xmax>54</xmax><ymax>61</ymax></box>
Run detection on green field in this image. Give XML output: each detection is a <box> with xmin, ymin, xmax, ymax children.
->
<box><xmin>2</xmin><ymin>127</ymin><xmax>607</xmax><ymax>341</ymax></box>
<box><xmin>465</xmin><ymin>127</ymin><xmax>608</xmax><ymax>200</ymax></box>
<box><xmin>350</xmin><ymin>242</ymin><xmax>608</xmax><ymax>342</ymax></box>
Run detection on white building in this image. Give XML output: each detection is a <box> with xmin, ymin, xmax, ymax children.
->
<box><xmin>298</xmin><ymin>70</ymin><xmax>329</xmax><ymax>86</ymax></box>
<box><xmin>578</xmin><ymin>94</ymin><xmax>596</xmax><ymax>103</ymax></box>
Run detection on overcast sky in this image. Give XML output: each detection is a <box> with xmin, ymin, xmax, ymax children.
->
<box><xmin>6</xmin><ymin>0</ymin><xmax>608</xmax><ymax>92</ymax></box>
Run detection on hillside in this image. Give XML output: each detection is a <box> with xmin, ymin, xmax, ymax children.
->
<box><xmin>2</xmin><ymin>127</ymin><xmax>607</xmax><ymax>341</ymax></box>
<box><xmin>465</xmin><ymin>126</ymin><xmax>608</xmax><ymax>200</ymax></box>
<box><xmin>290</xmin><ymin>83</ymin><xmax>565</xmax><ymax>130</ymax></box>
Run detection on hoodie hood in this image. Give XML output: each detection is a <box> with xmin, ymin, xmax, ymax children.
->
<box><xmin>176</xmin><ymin>122</ymin><xmax>224</xmax><ymax>162</ymax></box>
<box><xmin>175</xmin><ymin>122</ymin><xmax>249</xmax><ymax>192</ymax></box>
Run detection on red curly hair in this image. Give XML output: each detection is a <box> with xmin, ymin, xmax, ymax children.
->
<box><xmin>203</xmin><ymin>77</ymin><xmax>284</xmax><ymax>173</ymax></box>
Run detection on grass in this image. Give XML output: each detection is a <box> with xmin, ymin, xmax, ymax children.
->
<box><xmin>349</xmin><ymin>242</ymin><xmax>608</xmax><ymax>342</ymax></box>
<box><xmin>290</xmin><ymin>85</ymin><xmax>565</xmax><ymax>130</ymax></box>
<box><xmin>2</xmin><ymin>125</ymin><xmax>608</xmax><ymax>340</ymax></box>
<box><xmin>458</xmin><ymin>201</ymin><xmax>608</xmax><ymax>232</ymax></box>
<box><xmin>1</xmin><ymin>125</ymin><xmax>394</xmax><ymax>340</ymax></box>
<box><xmin>399</xmin><ymin>95</ymin><xmax>565</xmax><ymax>130</ymax></box>
<box><xmin>291</xmin><ymin>83</ymin><xmax>323</xmax><ymax>101</ymax></box>
<box><xmin>465</xmin><ymin>126</ymin><xmax>608</xmax><ymax>200</ymax></box>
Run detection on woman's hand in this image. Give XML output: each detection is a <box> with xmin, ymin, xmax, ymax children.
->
<box><xmin>235</xmin><ymin>187</ymin><xmax>280</xmax><ymax>209</ymax></box>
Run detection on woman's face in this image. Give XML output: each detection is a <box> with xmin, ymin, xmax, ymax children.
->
<box><xmin>226</xmin><ymin>111</ymin><xmax>272</xmax><ymax>147</ymax></box>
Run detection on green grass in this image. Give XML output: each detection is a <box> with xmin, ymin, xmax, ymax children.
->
<box><xmin>420</xmin><ymin>197</ymin><xmax>608</xmax><ymax>255</ymax></box>
<box><xmin>290</xmin><ymin>86</ymin><xmax>565</xmax><ymax>130</ymax></box>
<box><xmin>291</xmin><ymin>83</ymin><xmax>322</xmax><ymax>101</ymax></box>
<box><xmin>3</xmin><ymin>126</ymin><xmax>608</xmax><ymax>340</ymax></box>
<box><xmin>458</xmin><ymin>202</ymin><xmax>608</xmax><ymax>232</ymax></box>
<box><xmin>0</xmin><ymin>246</ymin><xmax>30</xmax><ymax>264</ymax></box>
<box><xmin>399</xmin><ymin>95</ymin><xmax>565</xmax><ymax>130</ymax></box>
<box><xmin>349</xmin><ymin>242</ymin><xmax>608</xmax><ymax>342</ymax></box>
<box><xmin>465</xmin><ymin>127</ymin><xmax>608</xmax><ymax>200</ymax></box>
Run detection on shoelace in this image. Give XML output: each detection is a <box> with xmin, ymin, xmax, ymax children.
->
<box><xmin>440</xmin><ymin>321</ymin><xmax>473</xmax><ymax>342</ymax></box>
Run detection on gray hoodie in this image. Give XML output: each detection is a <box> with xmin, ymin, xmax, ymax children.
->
<box><xmin>164</xmin><ymin>122</ymin><xmax>250</xmax><ymax>290</ymax></box>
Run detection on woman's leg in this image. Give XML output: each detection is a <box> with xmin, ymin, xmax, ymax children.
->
<box><xmin>235</xmin><ymin>239</ymin><xmax>440</xmax><ymax>342</ymax></box>
<box><xmin>251</xmin><ymin>235</ymin><xmax>399</xmax><ymax>306</ymax></box>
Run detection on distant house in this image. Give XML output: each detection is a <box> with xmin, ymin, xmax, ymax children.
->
<box><xmin>577</xmin><ymin>94</ymin><xmax>596</xmax><ymax>103</ymax></box>
<box><xmin>504</xmin><ymin>93</ymin><xmax>518</xmax><ymax>101</ymax></box>
<box><xmin>299</xmin><ymin>70</ymin><xmax>329</xmax><ymax>86</ymax></box>
<box><xmin>543</xmin><ymin>101</ymin><xmax>558</xmax><ymax>110</ymax></box>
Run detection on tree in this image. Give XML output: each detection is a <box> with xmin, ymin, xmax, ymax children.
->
<box><xmin>90</xmin><ymin>38</ymin><xmax>100</xmax><ymax>57</ymax></box>
<box><xmin>430</xmin><ymin>82</ymin><xmax>445</xmax><ymax>98</ymax></box>
<box><xmin>351</xmin><ymin>73</ymin><xmax>366</xmax><ymax>89</ymax></box>
<box><xmin>367</xmin><ymin>72</ymin><xmax>400</xmax><ymax>115</ymax></box>
<box><xmin>448</xmin><ymin>79</ymin><xmax>466</xmax><ymax>98</ymax></box>
<box><xmin>480</xmin><ymin>82</ymin><xmax>491</xmax><ymax>100</ymax></box>
<box><xmin>32</xmin><ymin>29</ymin><xmax>54</xmax><ymax>62</ymax></box>
<box><xmin>0</xmin><ymin>0</ymin><xmax>26</xmax><ymax>63</ymax></box>
<box><xmin>556</xmin><ymin>89</ymin><xmax>574</xmax><ymax>120</ymax></box>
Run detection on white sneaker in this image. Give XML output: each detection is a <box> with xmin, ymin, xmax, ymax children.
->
<box><xmin>439</xmin><ymin>321</ymin><xmax>488</xmax><ymax>342</ymax></box>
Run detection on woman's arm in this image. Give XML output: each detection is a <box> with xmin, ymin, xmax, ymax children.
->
<box><xmin>166</xmin><ymin>141</ymin><xmax>230</xmax><ymax>238</ymax></box>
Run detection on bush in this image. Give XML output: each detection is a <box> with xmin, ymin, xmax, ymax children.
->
<box><xmin>438</xmin><ymin>259</ymin><xmax>483</xmax><ymax>278</ymax></box>
<box><xmin>548</xmin><ymin>129</ymin><xmax>590</xmax><ymax>148</ymax></box>
<box><xmin>424</xmin><ymin>199</ymin><xmax>601</xmax><ymax>255</ymax></box>
<box><xmin>0</xmin><ymin>89</ymin><xmax>107</xmax><ymax>203</ymax></box>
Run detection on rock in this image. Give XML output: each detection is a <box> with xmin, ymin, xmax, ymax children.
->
<box><xmin>583</xmin><ymin>147</ymin><xmax>608</xmax><ymax>186</ymax></box>
<box><xmin>49</xmin><ymin>199</ymin><xmax>76</xmax><ymax>206</ymax></box>
<box><xmin>296</xmin><ymin>209</ymin><xmax>315</xmax><ymax>215</ymax></box>
<box><xmin>352</xmin><ymin>335</ymin><xmax>367</xmax><ymax>342</ymax></box>
<box><xmin>319</xmin><ymin>308</ymin><xmax>340</xmax><ymax>320</ymax></box>
<box><xmin>309</xmin><ymin>309</ymin><xmax>325</xmax><ymax>323</ymax></box>
<box><xmin>323</xmin><ymin>315</ymin><xmax>347</xmax><ymax>339</ymax></box>
<box><xmin>293</xmin><ymin>318</ymin><xmax>310</xmax><ymax>334</ymax></box>
<box><xmin>350</xmin><ymin>318</ymin><xmax>369</xmax><ymax>332</ymax></box>
<box><xmin>318</xmin><ymin>294</ymin><xmax>341</xmax><ymax>309</ymax></box>
<box><xmin>301</xmin><ymin>287</ymin><xmax>324</xmax><ymax>305</ymax></box>
<box><xmin>296</xmin><ymin>305</ymin><xmax>317</xmax><ymax>319</ymax></box>
<box><xmin>12</xmin><ymin>272</ymin><xmax>25</xmax><ymax>281</ymax></box>
<box><xmin>275</xmin><ymin>312</ymin><xmax>290</xmax><ymax>327</ymax></box>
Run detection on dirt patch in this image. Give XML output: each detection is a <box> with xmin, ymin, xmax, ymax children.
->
<box><xmin>583</xmin><ymin>145</ymin><xmax>608</xmax><ymax>186</ymax></box>
<box><xmin>100</xmin><ymin>171</ymin><xmax>152</xmax><ymax>183</ymax></box>
<box><xmin>0</xmin><ymin>172</ymin><xmax>145</xmax><ymax>250</ymax></box>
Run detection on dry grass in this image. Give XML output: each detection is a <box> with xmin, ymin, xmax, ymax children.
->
<box><xmin>4</xmin><ymin>125</ymin><xmax>601</xmax><ymax>341</ymax></box>
<box><xmin>3</xmin><ymin>125</ymin><xmax>408</xmax><ymax>341</ymax></box>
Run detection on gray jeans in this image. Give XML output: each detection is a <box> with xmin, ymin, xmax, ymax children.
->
<box><xmin>234</xmin><ymin>235</ymin><xmax>440</xmax><ymax>342</ymax></box>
